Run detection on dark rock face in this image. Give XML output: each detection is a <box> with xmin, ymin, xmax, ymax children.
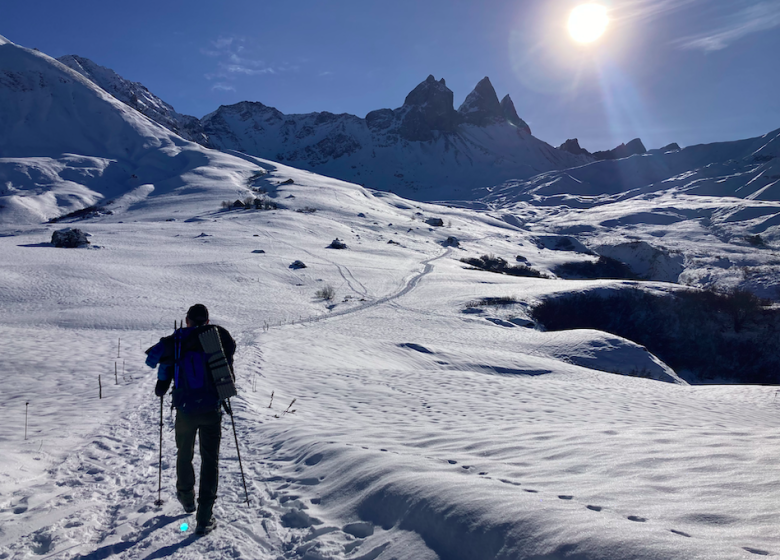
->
<box><xmin>366</xmin><ymin>108</ymin><xmax>395</xmax><ymax>131</ymax></box>
<box><xmin>559</xmin><ymin>138</ymin><xmax>591</xmax><ymax>156</ymax></box>
<box><xmin>594</xmin><ymin>138</ymin><xmax>647</xmax><ymax>160</ymax></box>
<box><xmin>660</xmin><ymin>142</ymin><xmax>681</xmax><ymax>152</ymax></box>
<box><xmin>51</xmin><ymin>227</ymin><xmax>90</xmax><ymax>248</ymax></box>
<box><xmin>500</xmin><ymin>95</ymin><xmax>531</xmax><ymax>134</ymax></box>
<box><xmin>399</xmin><ymin>75</ymin><xmax>460</xmax><ymax>140</ymax></box>
<box><xmin>458</xmin><ymin>77</ymin><xmax>504</xmax><ymax>127</ymax></box>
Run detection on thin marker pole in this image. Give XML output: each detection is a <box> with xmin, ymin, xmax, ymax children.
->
<box><xmin>99</xmin><ymin>375</ymin><xmax>102</xmax><ymax>399</ymax></box>
<box><xmin>24</xmin><ymin>402</ymin><xmax>29</xmax><ymax>440</ymax></box>
<box><xmin>155</xmin><ymin>396</ymin><xmax>164</xmax><ymax>506</ymax></box>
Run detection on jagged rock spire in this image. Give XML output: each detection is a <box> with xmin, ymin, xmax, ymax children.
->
<box><xmin>500</xmin><ymin>95</ymin><xmax>531</xmax><ymax>135</ymax></box>
<box><xmin>399</xmin><ymin>75</ymin><xmax>459</xmax><ymax>141</ymax></box>
<box><xmin>458</xmin><ymin>77</ymin><xmax>503</xmax><ymax>126</ymax></box>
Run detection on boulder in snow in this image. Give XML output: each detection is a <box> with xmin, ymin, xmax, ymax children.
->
<box><xmin>327</xmin><ymin>238</ymin><xmax>348</xmax><ymax>249</ymax></box>
<box><xmin>51</xmin><ymin>228</ymin><xmax>90</xmax><ymax>248</ymax></box>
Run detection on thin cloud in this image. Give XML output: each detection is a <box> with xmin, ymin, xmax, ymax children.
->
<box><xmin>201</xmin><ymin>35</ymin><xmax>292</xmax><ymax>89</ymax></box>
<box><xmin>676</xmin><ymin>1</ymin><xmax>780</xmax><ymax>51</ymax></box>
<box><xmin>226</xmin><ymin>64</ymin><xmax>276</xmax><ymax>76</ymax></box>
<box><xmin>212</xmin><ymin>82</ymin><xmax>236</xmax><ymax>92</ymax></box>
<box><xmin>609</xmin><ymin>0</ymin><xmax>700</xmax><ymax>24</ymax></box>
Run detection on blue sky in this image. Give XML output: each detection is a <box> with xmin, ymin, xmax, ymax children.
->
<box><xmin>4</xmin><ymin>0</ymin><xmax>780</xmax><ymax>151</ymax></box>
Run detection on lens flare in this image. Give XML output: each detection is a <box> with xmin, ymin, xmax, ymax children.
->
<box><xmin>568</xmin><ymin>4</ymin><xmax>609</xmax><ymax>44</ymax></box>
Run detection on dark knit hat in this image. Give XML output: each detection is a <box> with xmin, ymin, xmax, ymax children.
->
<box><xmin>186</xmin><ymin>304</ymin><xmax>209</xmax><ymax>325</ymax></box>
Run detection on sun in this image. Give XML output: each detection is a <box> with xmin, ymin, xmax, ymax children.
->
<box><xmin>568</xmin><ymin>3</ymin><xmax>609</xmax><ymax>44</ymax></box>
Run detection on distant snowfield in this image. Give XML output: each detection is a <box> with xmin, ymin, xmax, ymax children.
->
<box><xmin>1</xmin><ymin>161</ymin><xmax>779</xmax><ymax>560</ymax></box>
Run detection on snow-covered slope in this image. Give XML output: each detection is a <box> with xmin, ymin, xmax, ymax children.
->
<box><xmin>201</xmin><ymin>76</ymin><xmax>591</xmax><ymax>199</ymax></box>
<box><xmin>2</xmin><ymin>157</ymin><xmax>779</xmax><ymax>560</ymax></box>
<box><xmin>485</xmin><ymin>128</ymin><xmax>780</xmax><ymax>204</ymax></box>
<box><xmin>57</xmin><ymin>54</ymin><xmax>208</xmax><ymax>145</ymax></box>
<box><xmin>0</xmin><ymin>36</ymin><xmax>263</xmax><ymax>224</ymax></box>
<box><xmin>474</xmin><ymin>127</ymin><xmax>780</xmax><ymax>296</ymax></box>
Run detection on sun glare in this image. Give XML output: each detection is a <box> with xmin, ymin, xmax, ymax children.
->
<box><xmin>568</xmin><ymin>4</ymin><xmax>608</xmax><ymax>44</ymax></box>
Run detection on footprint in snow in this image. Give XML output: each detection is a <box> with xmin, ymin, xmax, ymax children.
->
<box><xmin>558</xmin><ymin>495</ymin><xmax>573</xmax><ymax>500</ymax></box>
<box><xmin>343</xmin><ymin>521</ymin><xmax>374</xmax><ymax>538</ymax></box>
<box><xmin>628</xmin><ymin>516</ymin><xmax>647</xmax><ymax>522</ymax></box>
<box><xmin>587</xmin><ymin>505</ymin><xmax>603</xmax><ymax>512</ymax></box>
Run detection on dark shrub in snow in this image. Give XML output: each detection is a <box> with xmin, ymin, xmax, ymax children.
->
<box><xmin>461</xmin><ymin>254</ymin><xmax>547</xmax><ymax>278</ymax></box>
<box><xmin>531</xmin><ymin>286</ymin><xmax>780</xmax><ymax>384</ymax></box>
<box><xmin>49</xmin><ymin>206</ymin><xmax>111</xmax><ymax>223</ymax></box>
<box><xmin>51</xmin><ymin>228</ymin><xmax>90</xmax><ymax>248</ymax></box>
<box><xmin>554</xmin><ymin>256</ymin><xmax>641</xmax><ymax>280</ymax></box>
<box><xmin>289</xmin><ymin>260</ymin><xmax>307</xmax><ymax>269</ymax></box>
<box><xmin>443</xmin><ymin>236</ymin><xmax>460</xmax><ymax>247</ymax></box>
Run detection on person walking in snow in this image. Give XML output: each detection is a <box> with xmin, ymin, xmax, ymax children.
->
<box><xmin>145</xmin><ymin>304</ymin><xmax>236</xmax><ymax>535</ymax></box>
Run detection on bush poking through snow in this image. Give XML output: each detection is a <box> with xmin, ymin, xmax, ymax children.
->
<box><xmin>531</xmin><ymin>286</ymin><xmax>780</xmax><ymax>384</ymax></box>
<box><xmin>253</xmin><ymin>196</ymin><xmax>278</xmax><ymax>210</ymax></box>
<box><xmin>464</xmin><ymin>296</ymin><xmax>518</xmax><ymax>308</ymax></box>
<box><xmin>554</xmin><ymin>256</ymin><xmax>641</xmax><ymax>280</ymax></box>
<box><xmin>746</xmin><ymin>234</ymin><xmax>765</xmax><ymax>247</ymax></box>
<box><xmin>461</xmin><ymin>254</ymin><xmax>547</xmax><ymax>278</ymax></box>
<box><xmin>316</xmin><ymin>285</ymin><xmax>335</xmax><ymax>300</ymax></box>
<box><xmin>49</xmin><ymin>206</ymin><xmax>111</xmax><ymax>223</ymax></box>
<box><xmin>289</xmin><ymin>260</ymin><xmax>307</xmax><ymax>269</ymax></box>
<box><xmin>327</xmin><ymin>238</ymin><xmax>348</xmax><ymax>249</ymax></box>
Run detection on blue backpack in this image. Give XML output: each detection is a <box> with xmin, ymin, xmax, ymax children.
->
<box><xmin>171</xmin><ymin>327</ymin><xmax>221</xmax><ymax>414</ymax></box>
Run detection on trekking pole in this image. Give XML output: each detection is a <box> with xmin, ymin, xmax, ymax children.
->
<box><xmin>225</xmin><ymin>399</ymin><xmax>250</xmax><ymax>505</ymax></box>
<box><xmin>155</xmin><ymin>395</ymin><xmax>164</xmax><ymax>506</ymax></box>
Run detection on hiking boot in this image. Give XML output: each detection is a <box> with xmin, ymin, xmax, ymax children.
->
<box><xmin>176</xmin><ymin>491</ymin><xmax>196</xmax><ymax>514</ymax></box>
<box><xmin>195</xmin><ymin>518</ymin><xmax>215</xmax><ymax>535</ymax></box>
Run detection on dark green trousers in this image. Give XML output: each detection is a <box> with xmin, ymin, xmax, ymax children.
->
<box><xmin>175</xmin><ymin>409</ymin><xmax>221</xmax><ymax>525</ymax></box>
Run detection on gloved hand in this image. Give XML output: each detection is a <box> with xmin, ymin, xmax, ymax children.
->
<box><xmin>155</xmin><ymin>378</ymin><xmax>172</xmax><ymax>397</ymax></box>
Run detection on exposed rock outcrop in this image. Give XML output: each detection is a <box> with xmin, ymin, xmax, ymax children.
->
<box><xmin>458</xmin><ymin>77</ymin><xmax>504</xmax><ymax>127</ymax></box>
<box><xmin>500</xmin><ymin>95</ymin><xmax>531</xmax><ymax>134</ymax></box>
<box><xmin>593</xmin><ymin>138</ymin><xmax>647</xmax><ymax>160</ymax></box>
<box><xmin>558</xmin><ymin>138</ymin><xmax>591</xmax><ymax>156</ymax></box>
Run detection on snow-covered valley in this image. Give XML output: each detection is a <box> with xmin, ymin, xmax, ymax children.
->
<box><xmin>2</xmin><ymin>33</ymin><xmax>780</xmax><ymax>560</ymax></box>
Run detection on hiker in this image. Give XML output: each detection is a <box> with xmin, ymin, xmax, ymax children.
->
<box><xmin>145</xmin><ymin>304</ymin><xmax>236</xmax><ymax>534</ymax></box>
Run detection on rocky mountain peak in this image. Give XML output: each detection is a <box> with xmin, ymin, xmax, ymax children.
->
<box><xmin>558</xmin><ymin>138</ymin><xmax>590</xmax><ymax>156</ymax></box>
<box><xmin>458</xmin><ymin>77</ymin><xmax>503</xmax><ymax>126</ymax></box>
<box><xmin>403</xmin><ymin>75</ymin><xmax>454</xmax><ymax>110</ymax></box>
<box><xmin>500</xmin><ymin>95</ymin><xmax>531</xmax><ymax>135</ymax></box>
<box><xmin>399</xmin><ymin>75</ymin><xmax>459</xmax><ymax>141</ymax></box>
<box><xmin>593</xmin><ymin>138</ymin><xmax>647</xmax><ymax>161</ymax></box>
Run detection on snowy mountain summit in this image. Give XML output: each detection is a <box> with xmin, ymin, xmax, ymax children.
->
<box><xmin>201</xmin><ymin>74</ymin><xmax>590</xmax><ymax>198</ymax></box>
<box><xmin>57</xmin><ymin>54</ymin><xmax>208</xmax><ymax>145</ymax></box>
